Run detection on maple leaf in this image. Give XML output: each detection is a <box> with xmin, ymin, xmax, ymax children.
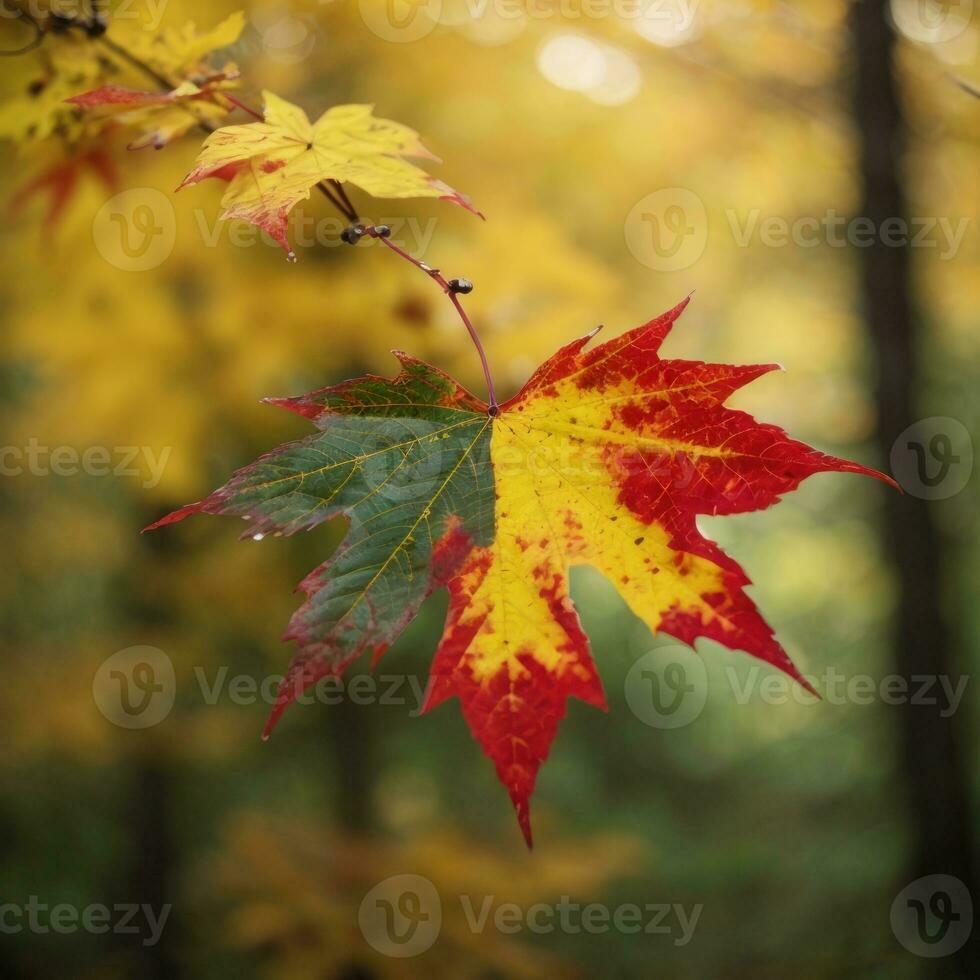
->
<box><xmin>178</xmin><ymin>93</ymin><xmax>481</xmax><ymax>255</ymax></box>
<box><xmin>124</xmin><ymin>11</ymin><xmax>246</xmax><ymax>81</ymax></box>
<box><xmin>66</xmin><ymin>71</ymin><xmax>241</xmax><ymax>150</ymax></box>
<box><xmin>147</xmin><ymin>298</ymin><xmax>895</xmax><ymax>845</ymax></box>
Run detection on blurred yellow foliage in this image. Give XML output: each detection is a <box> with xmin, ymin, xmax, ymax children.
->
<box><xmin>205</xmin><ymin>811</ymin><xmax>646</xmax><ymax>979</ymax></box>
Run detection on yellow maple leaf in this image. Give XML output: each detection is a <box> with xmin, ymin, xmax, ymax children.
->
<box><xmin>126</xmin><ymin>10</ymin><xmax>245</xmax><ymax>82</ymax></box>
<box><xmin>179</xmin><ymin>92</ymin><xmax>481</xmax><ymax>256</ymax></box>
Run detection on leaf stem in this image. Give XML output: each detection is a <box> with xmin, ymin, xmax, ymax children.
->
<box><xmin>221</xmin><ymin>92</ymin><xmax>264</xmax><ymax>121</ymax></box>
<box><xmin>365</xmin><ymin>227</ymin><xmax>499</xmax><ymax>415</ymax></box>
<box><xmin>316</xmin><ymin>182</ymin><xmax>358</xmax><ymax>223</ymax></box>
<box><xmin>332</xmin><ymin>181</ymin><xmax>357</xmax><ymax>219</ymax></box>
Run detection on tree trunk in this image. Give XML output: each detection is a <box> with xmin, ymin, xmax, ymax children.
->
<box><xmin>849</xmin><ymin>0</ymin><xmax>977</xmax><ymax>972</ymax></box>
<box><xmin>121</xmin><ymin>755</ymin><xmax>178</xmax><ymax>979</ymax></box>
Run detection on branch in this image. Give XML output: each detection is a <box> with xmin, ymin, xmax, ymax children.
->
<box><xmin>359</xmin><ymin>224</ymin><xmax>498</xmax><ymax>414</ymax></box>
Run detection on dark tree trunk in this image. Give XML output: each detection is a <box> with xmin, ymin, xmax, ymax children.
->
<box><xmin>121</xmin><ymin>756</ymin><xmax>179</xmax><ymax>980</ymax></box>
<box><xmin>849</xmin><ymin>0</ymin><xmax>977</xmax><ymax>972</ymax></box>
<box><xmin>326</xmin><ymin>694</ymin><xmax>376</xmax><ymax>833</ymax></box>
<box><xmin>110</xmin><ymin>533</ymin><xmax>182</xmax><ymax>978</ymax></box>
<box><xmin>326</xmin><ymin>688</ymin><xmax>378</xmax><ymax>980</ymax></box>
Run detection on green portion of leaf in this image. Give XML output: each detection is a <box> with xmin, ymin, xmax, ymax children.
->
<box><xmin>147</xmin><ymin>358</ymin><xmax>494</xmax><ymax>726</ymax></box>
<box><xmin>265</xmin><ymin>352</ymin><xmax>488</xmax><ymax>422</ymax></box>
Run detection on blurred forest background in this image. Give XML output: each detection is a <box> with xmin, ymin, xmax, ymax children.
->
<box><xmin>0</xmin><ymin>0</ymin><xmax>977</xmax><ymax>977</ymax></box>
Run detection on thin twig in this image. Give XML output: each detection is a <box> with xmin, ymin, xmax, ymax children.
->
<box><xmin>365</xmin><ymin>227</ymin><xmax>498</xmax><ymax>414</ymax></box>
<box><xmin>316</xmin><ymin>183</ymin><xmax>357</xmax><ymax>222</ymax></box>
<box><xmin>332</xmin><ymin>181</ymin><xmax>357</xmax><ymax>218</ymax></box>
